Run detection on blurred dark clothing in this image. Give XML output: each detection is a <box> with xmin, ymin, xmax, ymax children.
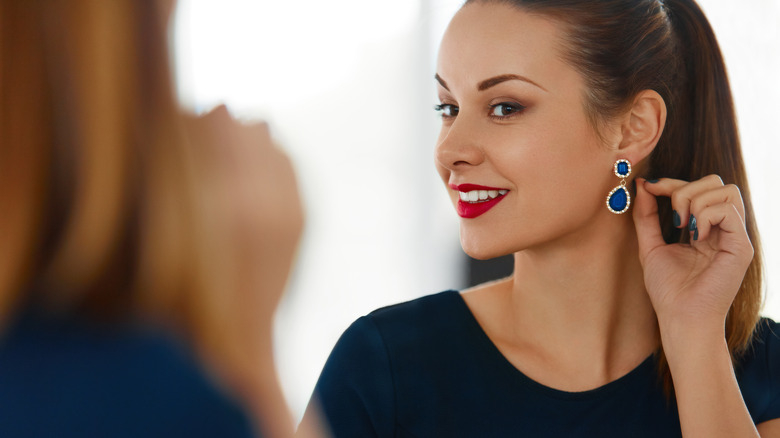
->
<box><xmin>0</xmin><ymin>308</ymin><xmax>257</xmax><ymax>438</ymax></box>
<box><xmin>309</xmin><ymin>290</ymin><xmax>780</xmax><ymax>437</ymax></box>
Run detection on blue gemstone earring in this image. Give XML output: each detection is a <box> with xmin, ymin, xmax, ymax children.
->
<box><xmin>606</xmin><ymin>159</ymin><xmax>631</xmax><ymax>214</ymax></box>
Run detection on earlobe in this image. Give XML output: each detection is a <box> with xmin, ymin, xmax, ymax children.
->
<box><xmin>619</xmin><ymin>90</ymin><xmax>667</xmax><ymax>162</ymax></box>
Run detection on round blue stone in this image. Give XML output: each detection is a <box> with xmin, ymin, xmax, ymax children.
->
<box><xmin>609</xmin><ymin>187</ymin><xmax>628</xmax><ymax>211</ymax></box>
<box><xmin>617</xmin><ymin>161</ymin><xmax>629</xmax><ymax>176</ymax></box>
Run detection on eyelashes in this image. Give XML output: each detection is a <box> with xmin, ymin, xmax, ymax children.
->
<box><xmin>433</xmin><ymin>102</ymin><xmax>527</xmax><ymax>120</ymax></box>
<box><xmin>489</xmin><ymin>102</ymin><xmax>525</xmax><ymax>118</ymax></box>
<box><xmin>433</xmin><ymin>103</ymin><xmax>459</xmax><ymax>118</ymax></box>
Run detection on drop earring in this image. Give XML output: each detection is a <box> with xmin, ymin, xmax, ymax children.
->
<box><xmin>606</xmin><ymin>159</ymin><xmax>631</xmax><ymax>214</ymax></box>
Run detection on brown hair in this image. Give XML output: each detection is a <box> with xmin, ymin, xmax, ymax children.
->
<box><xmin>464</xmin><ymin>0</ymin><xmax>763</xmax><ymax>394</ymax></box>
<box><xmin>0</xmin><ymin>0</ymin><xmax>243</xmax><ymax>369</ymax></box>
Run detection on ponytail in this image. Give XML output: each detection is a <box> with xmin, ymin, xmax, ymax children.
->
<box><xmin>652</xmin><ymin>0</ymin><xmax>763</xmax><ymax>394</ymax></box>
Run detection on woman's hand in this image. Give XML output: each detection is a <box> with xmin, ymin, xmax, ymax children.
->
<box><xmin>184</xmin><ymin>105</ymin><xmax>303</xmax><ymax>438</ymax></box>
<box><xmin>632</xmin><ymin>175</ymin><xmax>753</xmax><ymax>337</ymax></box>
<box><xmin>186</xmin><ymin>105</ymin><xmax>303</xmax><ymax>331</ymax></box>
<box><xmin>634</xmin><ymin>175</ymin><xmax>762</xmax><ymax>438</ymax></box>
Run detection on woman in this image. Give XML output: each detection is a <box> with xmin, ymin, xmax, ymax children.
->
<box><xmin>0</xmin><ymin>1</ymin><xmax>301</xmax><ymax>437</ymax></box>
<box><xmin>301</xmin><ymin>0</ymin><xmax>779</xmax><ymax>436</ymax></box>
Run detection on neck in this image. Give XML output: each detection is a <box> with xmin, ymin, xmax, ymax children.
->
<box><xmin>505</xmin><ymin>214</ymin><xmax>658</xmax><ymax>388</ymax></box>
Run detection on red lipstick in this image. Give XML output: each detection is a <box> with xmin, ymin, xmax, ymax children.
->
<box><xmin>450</xmin><ymin>184</ymin><xmax>509</xmax><ymax>219</ymax></box>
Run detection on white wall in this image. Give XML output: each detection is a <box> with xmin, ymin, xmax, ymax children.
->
<box><xmin>172</xmin><ymin>0</ymin><xmax>780</xmax><ymax>420</ymax></box>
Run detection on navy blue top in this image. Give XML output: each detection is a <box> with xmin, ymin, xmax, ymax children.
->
<box><xmin>0</xmin><ymin>311</ymin><xmax>258</xmax><ymax>438</ymax></box>
<box><xmin>310</xmin><ymin>291</ymin><xmax>780</xmax><ymax>437</ymax></box>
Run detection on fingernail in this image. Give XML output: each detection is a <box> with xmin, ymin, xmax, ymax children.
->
<box><xmin>693</xmin><ymin>227</ymin><xmax>699</xmax><ymax>241</ymax></box>
<box><xmin>646</xmin><ymin>178</ymin><xmax>659</xmax><ymax>183</ymax></box>
<box><xmin>688</xmin><ymin>215</ymin><xmax>697</xmax><ymax>232</ymax></box>
<box><xmin>673</xmin><ymin>210</ymin><xmax>681</xmax><ymax>227</ymax></box>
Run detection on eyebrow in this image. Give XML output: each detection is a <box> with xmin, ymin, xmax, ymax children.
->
<box><xmin>435</xmin><ymin>73</ymin><xmax>547</xmax><ymax>92</ymax></box>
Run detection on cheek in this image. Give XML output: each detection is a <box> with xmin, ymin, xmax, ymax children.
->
<box><xmin>533</xmin><ymin>114</ymin><xmax>605</xmax><ymax>179</ymax></box>
<box><xmin>489</xmin><ymin>128</ymin><xmax>575</xmax><ymax>182</ymax></box>
<box><xmin>494</xmin><ymin>125</ymin><xmax>609</xmax><ymax>211</ymax></box>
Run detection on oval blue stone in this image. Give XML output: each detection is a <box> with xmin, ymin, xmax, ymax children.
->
<box><xmin>617</xmin><ymin>161</ymin><xmax>629</xmax><ymax>176</ymax></box>
<box><xmin>609</xmin><ymin>187</ymin><xmax>628</xmax><ymax>211</ymax></box>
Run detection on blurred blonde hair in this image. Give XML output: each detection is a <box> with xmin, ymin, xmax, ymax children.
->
<box><xmin>0</xmin><ymin>0</ymin><xmax>242</xmax><ymax>370</ymax></box>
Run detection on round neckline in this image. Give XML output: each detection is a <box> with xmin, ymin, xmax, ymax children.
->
<box><xmin>447</xmin><ymin>290</ymin><xmax>657</xmax><ymax>401</ymax></box>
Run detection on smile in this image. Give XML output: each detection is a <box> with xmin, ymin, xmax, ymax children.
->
<box><xmin>458</xmin><ymin>189</ymin><xmax>508</xmax><ymax>202</ymax></box>
<box><xmin>450</xmin><ymin>184</ymin><xmax>509</xmax><ymax>219</ymax></box>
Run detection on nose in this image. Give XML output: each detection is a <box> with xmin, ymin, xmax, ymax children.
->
<box><xmin>434</xmin><ymin>118</ymin><xmax>485</xmax><ymax>171</ymax></box>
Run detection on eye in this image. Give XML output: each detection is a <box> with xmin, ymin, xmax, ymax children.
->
<box><xmin>490</xmin><ymin>102</ymin><xmax>525</xmax><ymax>118</ymax></box>
<box><xmin>434</xmin><ymin>103</ymin><xmax>459</xmax><ymax>118</ymax></box>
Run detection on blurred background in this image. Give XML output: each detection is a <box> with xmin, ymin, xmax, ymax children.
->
<box><xmin>171</xmin><ymin>0</ymin><xmax>780</xmax><ymax>421</ymax></box>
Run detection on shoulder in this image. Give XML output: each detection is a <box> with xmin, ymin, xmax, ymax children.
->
<box><xmin>319</xmin><ymin>290</ymin><xmax>464</xmax><ymax>377</ymax></box>
<box><xmin>112</xmin><ymin>333</ymin><xmax>255</xmax><ymax>437</ymax></box>
<box><xmin>364</xmin><ymin>290</ymin><xmax>480</xmax><ymax>359</ymax></box>
<box><xmin>737</xmin><ymin>317</ymin><xmax>780</xmax><ymax>425</ymax></box>
<box><xmin>309</xmin><ymin>291</ymin><xmax>466</xmax><ymax>437</ymax></box>
<box><xmin>747</xmin><ymin>317</ymin><xmax>780</xmax><ymax>357</ymax></box>
<box><xmin>0</xmin><ymin>316</ymin><xmax>255</xmax><ymax>437</ymax></box>
<box><xmin>367</xmin><ymin>290</ymin><xmax>463</xmax><ymax>332</ymax></box>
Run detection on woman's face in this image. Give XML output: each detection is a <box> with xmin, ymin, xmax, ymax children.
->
<box><xmin>435</xmin><ymin>2</ymin><xmax>622</xmax><ymax>259</ymax></box>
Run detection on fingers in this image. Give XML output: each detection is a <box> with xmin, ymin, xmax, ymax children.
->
<box><xmin>691</xmin><ymin>202</ymin><xmax>751</xmax><ymax>253</ymax></box>
<box><xmin>632</xmin><ymin>178</ymin><xmax>666</xmax><ymax>265</ymax></box>
<box><xmin>639</xmin><ymin>175</ymin><xmax>751</xmax><ymax>265</ymax></box>
<box><xmin>642</xmin><ymin>175</ymin><xmax>745</xmax><ymax>231</ymax></box>
<box><xmin>182</xmin><ymin>105</ymin><xmax>303</xmax><ymax>240</ymax></box>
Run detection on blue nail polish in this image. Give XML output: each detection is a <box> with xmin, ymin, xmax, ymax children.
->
<box><xmin>693</xmin><ymin>227</ymin><xmax>699</xmax><ymax>241</ymax></box>
<box><xmin>673</xmin><ymin>210</ymin><xmax>681</xmax><ymax>227</ymax></box>
<box><xmin>689</xmin><ymin>215</ymin><xmax>697</xmax><ymax>232</ymax></box>
<box><xmin>646</xmin><ymin>179</ymin><xmax>659</xmax><ymax>183</ymax></box>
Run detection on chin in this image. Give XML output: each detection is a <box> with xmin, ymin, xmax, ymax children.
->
<box><xmin>460</xmin><ymin>236</ymin><xmax>514</xmax><ymax>261</ymax></box>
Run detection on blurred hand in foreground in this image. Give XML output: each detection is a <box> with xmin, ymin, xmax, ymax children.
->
<box><xmin>185</xmin><ymin>105</ymin><xmax>304</xmax><ymax>438</ymax></box>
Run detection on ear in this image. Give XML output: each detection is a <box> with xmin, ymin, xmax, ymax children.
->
<box><xmin>618</xmin><ymin>90</ymin><xmax>666</xmax><ymax>164</ymax></box>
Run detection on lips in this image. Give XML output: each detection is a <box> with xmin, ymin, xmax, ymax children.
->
<box><xmin>450</xmin><ymin>184</ymin><xmax>509</xmax><ymax>219</ymax></box>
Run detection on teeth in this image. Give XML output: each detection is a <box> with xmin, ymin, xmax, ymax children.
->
<box><xmin>458</xmin><ymin>189</ymin><xmax>508</xmax><ymax>203</ymax></box>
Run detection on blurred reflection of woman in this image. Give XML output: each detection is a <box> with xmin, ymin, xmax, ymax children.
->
<box><xmin>0</xmin><ymin>1</ymin><xmax>302</xmax><ymax>437</ymax></box>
